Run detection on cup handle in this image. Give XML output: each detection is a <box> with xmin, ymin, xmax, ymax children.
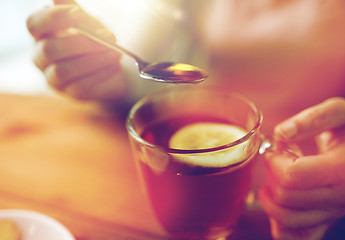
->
<box><xmin>259</xmin><ymin>133</ymin><xmax>302</xmax><ymax>160</ymax></box>
<box><xmin>246</xmin><ymin>134</ymin><xmax>303</xmax><ymax>210</ymax></box>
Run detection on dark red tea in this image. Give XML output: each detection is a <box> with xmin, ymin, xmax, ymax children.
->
<box><xmin>138</xmin><ymin>115</ymin><xmax>257</xmax><ymax>239</ymax></box>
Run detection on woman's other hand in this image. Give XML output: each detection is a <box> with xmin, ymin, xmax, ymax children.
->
<box><xmin>260</xmin><ymin>97</ymin><xmax>345</xmax><ymax>239</ymax></box>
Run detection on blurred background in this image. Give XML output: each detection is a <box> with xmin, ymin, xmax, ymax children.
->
<box><xmin>0</xmin><ymin>0</ymin><xmax>51</xmax><ymax>95</ymax></box>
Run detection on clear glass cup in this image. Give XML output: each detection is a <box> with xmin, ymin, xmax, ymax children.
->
<box><xmin>126</xmin><ymin>86</ymin><xmax>264</xmax><ymax>240</ymax></box>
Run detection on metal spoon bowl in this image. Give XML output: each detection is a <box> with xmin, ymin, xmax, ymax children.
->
<box><xmin>76</xmin><ymin>27</ymin><xmax>208</xmax><ymax>84</ymax></box>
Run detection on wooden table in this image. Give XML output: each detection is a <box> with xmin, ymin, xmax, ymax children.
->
<box><xmin>0</xmin><ymin>93</ymin><xmax>343</xmax><ymax>239</ymax></box>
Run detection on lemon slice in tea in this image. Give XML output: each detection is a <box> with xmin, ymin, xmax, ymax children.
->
<box><xmin>169</xmin><ymin>122</ymin><xmax>248</xmax><ymax>167</ymax></box>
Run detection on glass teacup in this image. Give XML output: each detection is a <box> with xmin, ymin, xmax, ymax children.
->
<box><xmin>127</xmin><ymin>86</ymin><xmax>264</xmax><ymax>239</ymax></box>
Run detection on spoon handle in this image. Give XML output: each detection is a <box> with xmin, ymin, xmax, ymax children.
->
<box><xmin>75</xmin><ymin>27</ymin><xmax>147</xmax><ymax>68</ymax></box>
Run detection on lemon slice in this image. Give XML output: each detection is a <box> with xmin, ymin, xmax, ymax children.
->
<box><xmin>169</xmin><ymin>122</ymin><xmax>248</xmax><ymax>167</ymax></box>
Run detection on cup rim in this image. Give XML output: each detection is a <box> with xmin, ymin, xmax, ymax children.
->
<box><xmin>126</xmin><ymin>87</ymin><xmax>263</xmax><ymax>154</ymax></box>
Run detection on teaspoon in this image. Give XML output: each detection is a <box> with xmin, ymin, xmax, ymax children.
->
<box><xmin>76</xmin><ymin>27</ymin><xmax>208</xmax><ymax>83</ymax></box>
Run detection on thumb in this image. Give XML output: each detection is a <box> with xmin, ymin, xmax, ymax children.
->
<box><xmin>53</xmin><ymin>0</ymin><xmax>76</xmax><ymax>4</ymax></box>
<box><xmin>275</xmin><ymin>97</ymin><xmax>345</xmax><ymax>142</ymax></box>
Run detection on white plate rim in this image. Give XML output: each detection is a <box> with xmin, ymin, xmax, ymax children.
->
<box><xmin>0</xmin><ymin>209</ymin><xmax>75</xmax><ymax>240</ymax></box>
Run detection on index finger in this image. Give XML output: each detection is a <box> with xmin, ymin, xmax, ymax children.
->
<box><xmin>27</xmin><ymin>5</ymin><xmax>79</xmax><ymax>40</ymax></box>
<box><xmin>265</xmin><ymin>151</ymin><xmax>339</xmax><ymax>190</ymax></box>
<box><xmin>275</xmin><ymin>97</ymin><xmax>345</xmax><ymax>142</ymax></box>
<box><xmin>27</xmin><ymin>5</ymin><xmax>104</xmax><ymax>40</ymax></box>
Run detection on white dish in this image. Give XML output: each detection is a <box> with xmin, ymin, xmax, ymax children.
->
<box><xmin>0</xmin><ymin>209</ymin><xmax>75</xmax><ymax>240</ymax></box>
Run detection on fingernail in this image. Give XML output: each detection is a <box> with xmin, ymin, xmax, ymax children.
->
<box><xmin>276</xmin><ymin>121</ymin><xmax>298</xmax><ymax>140</ymax></box>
